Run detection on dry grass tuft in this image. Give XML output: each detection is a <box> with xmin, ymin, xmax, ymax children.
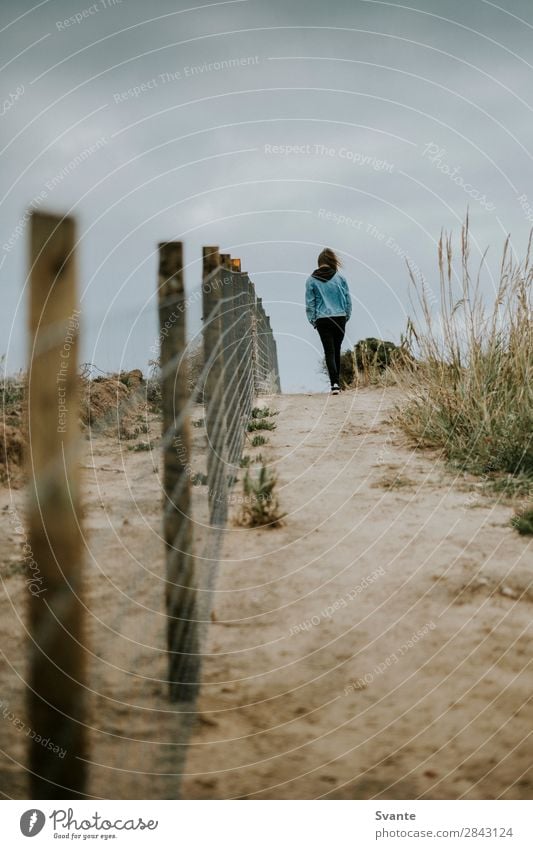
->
<box><xmin>393</xmin><ymin>218</ymin><xmax>533</xmax><ymax>480</ymax></box>
<box><xmin>237</xmin><ymin>463</ymin><xmax>284</xmax><ymax>528</ymax></box>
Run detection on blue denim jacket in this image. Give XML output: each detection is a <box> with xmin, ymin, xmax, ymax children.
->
<box><xmin>305</xmin><ymin>271</ymin><xmax>352</xmax><ymax>327</ymax></box>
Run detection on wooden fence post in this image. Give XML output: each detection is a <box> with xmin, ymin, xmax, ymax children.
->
<box><xmin>219</xmin><ymin>254</ymin><xmax>239</xmax><ymax>464</ymax></box>
<box><xmin>241</xmin><ymin>272</ymin><xmax>255</xmax><ymax>420</ymax></box>
<box><xmin>256</xmin><ymin>296</ymin><xmax>267</xmax><ymax>393</ymax></box>
<box><xmin>265</xmin><ymin>314</ymin><xmax>279</xmax><ymax>394</ymax></box>
<box><xmin>250</xmin><ymin>281</ymin><xmax>259</xmax><ymax>394</ymax></box>
<box><xmin>27</xmin><ymin>212</ymin><xmax>86</xmax><ymax>798</ymax></box>
<box><xmin>273</xmin><ymin>335</ymin><xmax>282</xmax><ymax>393</ymax></box>
<box><xmin>265</xmin><ymin>314</ymin><xmax>273</xmax><ymax>382</ymax></box>
<box><xmin>202</xmin><ymin>246</ymin><xmax>227</xmax><ymax>525</ymax></box>
<box><xmin>218</xmin><ymin>256</ymin><xmax>233</xmax><ymax>464</ymax></box>
<box><xmin>232</xmin><ymin>262</ymin><xmax>247</xmax><ymax>445</ymax></box>
<box><xmin>158</xmin><ymin>242</ymin><xmax>198</xmax><ymax>702</ymax></box>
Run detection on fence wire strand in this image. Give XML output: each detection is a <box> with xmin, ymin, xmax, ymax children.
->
<box><xmin>79</xmin><ymin>261</ymin><xmax>278</xmax><ymax>798</ymax></box>
<box><xmin>9</xmin><ymin>246</ymin><xmax>281</xmax><ymax>800</ymax></box>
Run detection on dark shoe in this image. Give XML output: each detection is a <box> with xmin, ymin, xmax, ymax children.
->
<box><xmin>331</xmin><ymin>384</ymin><xmax>340</xmax><ymax>395</ymax></box>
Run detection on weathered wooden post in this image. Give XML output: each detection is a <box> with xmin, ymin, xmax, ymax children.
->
<box><xmin>241</xmin><ymin>272</ymin><xmax>255</xmax><ymax>420</ymax></box>
<box><xmin>256</xmin><ymin>296</ymin><xmax>268</xmax><ymax>393</ymax></box>
<box><xmin>158</xmin><ymin>242</ymin><xmax>198</xmax><ymax>702</ymax></box>
<box><xmin>250</xmin><ymin>281</ymin><xmax>260</xmax><ymax>394</ymax></box>
<box><xmin>219</xmin><ymin>254</ymin><xmax>239</xmax><ymax>464</ymax></box>
<box><xmin>272</xmin><ymin>335</ymin><xmax>282</xmax><ymax>393</ymax></box>
<box><xmin>265</xmin><ymin>313</ymin><xmax>272</xmax><ymax>388</ymax></box>
<box><xmin>202</xmin><ymin>246</ymin><xmax>227</xmax><ymax>525</ymax></box>
<box><xmin>218</xmin><ymin>255</ymin><xmax>233</xmax><ymax>465</ymax></box>
<box><xmin>27</xmin><ymin>212</ymin><xmax>87</xmax><ymax>798</ymax></box>
<box><xmin>232</xmin><ymin>262</ymin><xmax>246</xmax><ymax>442</ymax></box>
<box><xmin>238</xmin><ymin>266</ymin><xmax>252</xmax><ymax>451</ymax></box>
<box><xmin>265</xmin><ymin>314</ymin><xmax>278</xmax><ymax>394</ymax></box>
<box><xmin>231</xmin><ymin>261</ymin><xmax>246</xmax><ymax>464</ymax></box>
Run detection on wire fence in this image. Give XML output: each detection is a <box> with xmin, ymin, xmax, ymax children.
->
<box><xmin>10</xmin><ymin>212</ymin><xmax>281</xmax><ymax>799</ymax></box>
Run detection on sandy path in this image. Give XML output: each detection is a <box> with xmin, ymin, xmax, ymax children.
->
<box><xmin>1</xmin><ymin>387</ymin><xmax>531</xmax><ymax>800</ymax></box>
<box><xmin>181</xmin><ymin>388</ymin><xmax>532</xmax><ymax>800</ymax></box>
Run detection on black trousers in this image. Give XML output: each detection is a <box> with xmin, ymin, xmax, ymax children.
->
<box><xmin>316</xmin><ymin>316</ymin><xmax>346</xmax><ymax>386</ymax></box>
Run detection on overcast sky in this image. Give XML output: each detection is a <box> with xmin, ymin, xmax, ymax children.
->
<box><xmin>1</xmin><ymin>0</ymin><xmax>532</xmax><ymax>391</ymax></box>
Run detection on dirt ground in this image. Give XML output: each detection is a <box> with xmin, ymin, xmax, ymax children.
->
<box><xmin>0</xmin><ymin>387</ymin><xmax>531</xmax><ymax>799</ymax></box>
<box><xmin>0</xmin><ymin>398</ymin><xmax>202</xmax><ymax>800</ymax></box>
<box><xmin>181</xmin><ymin>388</ymin><xmax>532</xmax><ymax>800</ymax></box>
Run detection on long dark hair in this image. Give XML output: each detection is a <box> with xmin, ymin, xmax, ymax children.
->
<box><xmin>317</xmin><ymin>247</ymin><xmax>342</xmax><ymax>272</ymax></box>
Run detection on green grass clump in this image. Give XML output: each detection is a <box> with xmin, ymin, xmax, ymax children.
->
<box><xmin>1</xmin><ymin>377</ymin><xmax>24</xmax><ymax>408</ymax></box>
<box><xmin>394</xmin><ymin>220</ymin><xmax>533</xmax><ymax>479</ymax></box>
<box><xmin>486</xmin><ymin>474</ymin><xmax>533</xmax><ymax>500</ymax></box>
<box><xmin>511</xmin><ymin>507</ymin><xmax>533</xmax><ymax>535</ymax></box>
<box><xmin>1</xmin><ymin>358</ymin><xmax>25</xmax><ymax>424</ymax></box>
<box><xmin>373</xmin><ymin>474</ymin><xmax>416</xmax><ymax>490</ymax></box>
<box><xmin>240</xmin><ymin>453</ymin><xmax>264</xmax><ymax>468</ymax></box>
<box><xmin>130</xmin><ymin>441</ymin><xmax>151</xmax><ymax>452</ymax></box>
<box><xmin>247</xmin><ymin>419</ymin><xmax>276</xmax><ymax>432</ymax></box>
<box><xmin>192</xmin><ymin>471</ymin><xmax>208</xmax><ymax>486</ymax></box>
<box><xmin>251</xmin><ymin>406</ymin><xmax>278</xmax><ymax>419</ymax></box>
<box><xmin>238</xmin><ymin>464</ymin><xmax>284</xmax><ymax>528</ymax></box>
<box><xmin>251</xmin><ymin>435</ymin><xmax>267</xmax><ymax>447</ymax></box>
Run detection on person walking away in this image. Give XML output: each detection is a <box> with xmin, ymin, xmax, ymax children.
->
<box><xmin>305</xmin><ymin>248</ymin><xmax>352</xmax><ymax>394</ymax></box>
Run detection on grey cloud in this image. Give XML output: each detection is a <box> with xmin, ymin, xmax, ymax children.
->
<box><xmin>1</xmin><ymin>0</ymin><xmax>532</xmax><ymax>389</ymax></box>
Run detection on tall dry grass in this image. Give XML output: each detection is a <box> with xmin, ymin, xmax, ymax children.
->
<box><xmin>394</xmin><ymin>220</ymin><xmax>533</xmax><ymax>479</ymax></box>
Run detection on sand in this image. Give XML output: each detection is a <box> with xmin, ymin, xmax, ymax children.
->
<box><xmin>0</xmin><ymin>387</ymin><xmax>531</xmax><ymax>800</ymax></box>
<box><xmin>181</xmin><ymin>387</ymin><xmax>532</xmax><ymax>800</ymax></box>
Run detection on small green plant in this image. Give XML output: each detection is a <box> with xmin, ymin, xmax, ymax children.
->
<box><xmin>511</xmin><ymin>507</ymin><xmax>533</xmax><ymax>536</ymax></box>
<box><xmin>238</xmin><ymin>464</ymin><xmax>284</xmax><ymax>528</ymax></box>
<box><xmin>372</xmin><ymin>473</ymin><xmax>416</xmax><ymax>490</ymax></box>
<box><xmin>247</xmin><ymin>419</ymin><xmax>276</xmax><ymax>432</ymax></box>
<box><xmin>487</xmin><ymin>475</ymin><xmax>533</xmax><ymax>500</ymax></box>
<box><xmin>130</xmin><ymin>441</ymin><xmax>151</xmax><ymax>452</ymax></box>
<box><xmin>251</xmin><ymin>435</ymin><xmax>267</xmax><ymax>447</ymax></box>
<box><xmin>251</xmin><ymin>406</ymin><xmax>278</xmax><ymax>419</ymax></box>
<box><xmin>192</xmin><ymin>471</ymin><xmax>208</xmax><ymax>486</ymax></box>
<box><xmin>1</xmin><ymin>379</ymin><xmax>24</xmax><ymax>408</ymax></box>
<box><xmin>187</xmin><ymin>338</ymin><xmax>205</xmax><ymax>402</ymax></box>
<box><xmin>145</xmin><ymin>359</ymin><xmax>162</xmax><ymax>412</ymax></box>
<box><xmin>241</xmin><ymin>453</ymin><xmax>264</xmax><ymax>468</ymax></box>
<box><xmin>0</xmin><ymin>357</ymin><xmax>24</xmax><ymax>409</ymax></box>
